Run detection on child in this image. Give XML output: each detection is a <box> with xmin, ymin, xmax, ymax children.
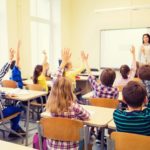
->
<box><xmin>33</xmin><ymin>65</ymin><xmax>48</xmax><ymax>92</ymax></box>
<box><xmin>113</xmin><ymin>81</ymin><xmax>150</xmax><ymax>135</ymax></box>
<box><xmin>114</xmin><ymin>46</ymin><xmax>136</xmax><ymax>87</ymax></box>
<box><xmin>46</xmin><ymin>77</ymin><xmax>90</xmax><ymax>150</ymax></box>
<box><xmin>10</xmin><ymin>40</ymin><xmax>23</xmax><ymax>89</ymax></box>
<box><xmin>45</xmin><ymin>49</ymin><xmax>89</xmax><ymax>149</ymax></box>
<box><xmin>0</xmin><ymin>49</ymin><xmax>25</xmax><ymax>137</ymax></box>
<box><xmin>83</xmin><ymin>52</ymin><xmax>119</xmax><ymax>99</ymax></box>
<box><xmin>138</xmin><ymin>64</ymin><xmax>150</xmax><ymax>101</ymax></box>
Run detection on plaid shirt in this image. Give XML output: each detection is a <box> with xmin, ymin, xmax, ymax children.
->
<box><xmin>47</xmin><ymin>102</ymin><xmax>90</xmax><ymax>150</ymax></box>
<box><xmin>88</xmin><ymin>75</ymin><xmax>119</xmax><ymax>99</ymax></box>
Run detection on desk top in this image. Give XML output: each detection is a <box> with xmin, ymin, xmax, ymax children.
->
<box><xmin>108</xmin><ymin>120</ymin><xmax>116</xmax><ymax>130</ymax></box>
<box><xmin>41</xmin><ymin>105</ymin><xmax>114</xmax><ymax>127</ymax></box>
<box><xmin>0</xmin><ymin>87</ymin><xmax>47</xmax><ymax>101</ymax></box>
<box><xmin>0</xmin><ymin>140</ymin><xmax>35</xmax><ymax>150</ymax></box>
<box><xmin>82</xmin><ymin>91</ymin><xmax>122</xmax><ymax>100</ymax></box>
<box><xmin>23</xmin><ymin>79</ymin><xmax>53</xmax><ymax>87</ymax></box>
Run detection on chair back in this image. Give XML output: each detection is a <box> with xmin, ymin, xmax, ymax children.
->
<box><xmin>26</xmin><ymin>84</ymin><xmax>43</xmax><ymax>91</ymax></box>
<box><xmin>38</xmin><ymin>117</ymin><xmax>83</xmax><ymax>141</ymax></box>
<box><xmin>110</xmin><ymin>132</ymin><xmax>150</xmax><ymax>150</ymax></box>
<box><xmin>89</xmin><ymin>98</ymin><xmax>119</xmax><ymax>109</ymax></box>
<box><xmin>2</xmin><ymin>80</ymin><xmax>17</xmax><ymax>88</ymax></box>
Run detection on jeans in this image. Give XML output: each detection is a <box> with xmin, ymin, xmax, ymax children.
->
<box><xmin>1</xmin><ymin>106</ymin><xmax>22</xmax><ymax>131</ymax></box>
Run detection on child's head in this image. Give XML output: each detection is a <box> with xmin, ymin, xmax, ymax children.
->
<box><xmin>138</xmin><ymin>65</ymin><xmax>150</xmax><ymax>80</ymax></box>
<box><xmin>46</xmin><ymin>77</ymin><xmax>74</xmax><ymax>114</ymax></box>
<box><xmin>33</xmin><ymin>65</ymin><xmax>43</xmax><ymax>84</ymax></box>
<box><xmin>100</xmin><ymin>68</ymin><xmax>116</xmax><ymax>87</ymax></box>
<box><xmin>142</xmin><ymin>33</ymin><xmax>150</xmax><ymax>44</ymax></box>
<box><xmin>120</xmin><ymin>65</ymin><xmax>130</xmax><ymax>79</ymax></box>
<box><xmin>122</xmin><ymin>81</ymin><xmax>147</xmax><ymax>108</ymax></box>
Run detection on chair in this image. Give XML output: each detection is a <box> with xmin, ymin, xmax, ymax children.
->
<box><xmin>108</xmin><ymin>132</ymin><xmax>150</xmax><ymax>150</ymax></box>
<box><xmin>26</xmin><ymin>84</ymin><xmax>47</xmax><ymax>119</ymax></box>
<box><xmin>0</xmin><ymin>106</ymin><xmax>24</xmax><ymax>143</ymax></box>
<box><xmin>2</xmin><ymin>80</ymin><xmax>17</xmax><ymax>88</ymax></box>
<box><xmin>37</xmin><ymin>117</ymin><xmax>84</xmax><ymax>150</ymax></box>
<box><xmin>89</xmin><ymin>98</ymin><xmax>119</xmax><ymax>109</ymax></box>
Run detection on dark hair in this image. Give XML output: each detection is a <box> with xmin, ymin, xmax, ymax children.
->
<box><xmin>10</xmin><ymin>60</ymin><xmax>16</xmax><ymax>70</ymax></box>
<box><xmin>142</xmin><ymin>33</ymin><xmax>150</xmax><ymax>44</ymax></box>
<box><xmin>122</xmin><ymin>81</ymin><xmax>147</xmax><ymax>108</ymax></box>
<box><xmin>100</xmin><ymin>68</ymin><xmax>116</xmax><ymax>87</ymax></box>
<box><xmin>138</xmin><ymin>65</ymin><xmax>150</xmax><ymax>80</ymax></box>
<box><xmin>120</xmin><ymin>65</ymin><xmax>130</xmax><ymax>79</ymax></box>
<box><xmin>33</xmin><ymin>65</ymin><xmax>43</xmax><ymax>84</ymax></box>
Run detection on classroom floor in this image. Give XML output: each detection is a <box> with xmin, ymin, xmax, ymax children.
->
<box><xmin>0</xmin><ymin>121</ymin><xmax>104</xmax><ymax>150</ymax></box>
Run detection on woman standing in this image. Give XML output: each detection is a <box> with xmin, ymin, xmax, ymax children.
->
<box><xmin>139</xmin><ymin>33</ymin><xmax>150</xmax><ymax>64</ymax></box>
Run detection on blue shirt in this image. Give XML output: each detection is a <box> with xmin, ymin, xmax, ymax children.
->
<box><xmin>10</xmin><ymin>66</ymin><xmax>23</xmax><ymax>89</ymax></box>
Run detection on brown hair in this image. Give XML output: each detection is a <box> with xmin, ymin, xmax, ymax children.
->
<box><xmin>100</xmin><ymin>68</ymin><xmax>116</xmax><ymax>87</ymax></box>
<box><xmin>142</xmin><ymin>33</ymin><xmax>150</xmax><ymax>44</ymax></box>
<box><xmin>122</xmin><ymin>81</ymin><xmax>147</xmax><ymax>108</ymax></box>
<box><xmin>46</xmin><ymin>77</ymin><xmax>75</xmax><ymax>114</ymax></box>
<box><xmin>138</xmin><ymin>65</ymin><xmax>150</xmax><ymax>80</ymax></box>
<box><xmin>33</xmin><ymin>65</ymin><xmax>43</xmax><ymax>84</ymax></box>
<box><xmin>120</xmin><ymin>65</ymin><xmax>130</xmax><ymax>79</ymax></box>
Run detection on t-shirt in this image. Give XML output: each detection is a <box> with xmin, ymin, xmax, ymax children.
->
<box><xmin>10</xmin><ymin>66</ymin><xmax>23</xmax><ymax>89</ymax></box>
<box><xmin>113</xmin><ymin>107</ymin><xmax>150</xmax><ymax>136</ymax></box>
<box><xmin>38</xmin><ymin>74</ymin><xmax>48</xmax><ymax>92</ymax></box>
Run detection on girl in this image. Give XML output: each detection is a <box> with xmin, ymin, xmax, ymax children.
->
<box><xmin>139</xmin><ymin>33</ymin><xmax>150</xmax><ymax>64</ymax></box>
<box><xmin>33</xmin><ymin>65</ymin><xmax>48</xmax><ymax>92</ymax></box>
<box><xmin>115</xmin><ymin>46</ymin><xmax>136</xmax><ymax>87</ymax></box>
<box><xmin>46</xmin><ymin>77</ymin><xmax>90</xmax><ymax>150</ymax></box>
<box><xmin>46</xmin><ymin>49</ymin><xmax>90</xmax><ymax>150</ymax></box>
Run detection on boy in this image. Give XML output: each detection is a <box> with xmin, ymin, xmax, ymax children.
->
<box><xmin>113</xmin><ymin>81</ymin><xmax>150</xmax><ymax>135</ymax></box>
<box><xmin>0</xmin><ymin>48</ymin><xmax>25</xmax><ymax>137</ymax></box>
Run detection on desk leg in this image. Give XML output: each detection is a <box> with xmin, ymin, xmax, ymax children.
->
<box><xmin>84</xmin><ymin>125</ymin><xmax>90</xmax><ymax>150</ymax></box>
<box><xmin>101</xmin><ymin>127</ymin><xmax>104</xmax><ymax>150</ymax></box>
<box><xmin>25</xmin><ymin>100</ymin><xmax>30</xmax><ymax>146</ymax></box>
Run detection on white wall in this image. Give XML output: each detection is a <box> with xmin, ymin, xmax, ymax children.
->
<box><xmin>62</xmin><ymin>0</ymin><xmax>150</xmax><ymax>68</ymax></box>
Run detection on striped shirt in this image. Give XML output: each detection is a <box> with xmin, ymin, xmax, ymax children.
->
<box><xmin>47</xmin><ymin>103</ymin><xmax>90</xmax><ymax>150</ymax></box>
<box><xmin>88</xmin><ymin>75</ymin><xmax>119</xmax><ymax>99</ymax></box>
<box><xmin>113</xmin><ymin>108</ymin><xmax>150</xmax><ymax>136</ymax></box>
<box><xmin>0</xmin><ymin>62</ymin><xmax>10</xmax><ymax>81</ymax></box>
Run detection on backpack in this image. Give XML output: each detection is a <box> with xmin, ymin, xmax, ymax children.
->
<box><xmin>33</xmin><ymin>133</ymin><xmax>47</xmax><ymax>150</ymax></box>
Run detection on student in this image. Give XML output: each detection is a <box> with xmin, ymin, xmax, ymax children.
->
<box><xmin>10</xmin><ymin>40</ymin><xmax>23</xmax><ymax>89</ymax></box>
<box><xmin>83</xmin><ymin>52</ymin><xmax>119</xmax><ymax>99</ymax></box>
<box><xmin>138</xmin><ymin>64</ymin><xmax>150</xmax><ymax>101</ymax></box>
<box><xmin>46</xmin><ymin>77</ymin><xmax>90</xmax><ymax>150</ymax></box>
<box><xmin>61</xmin><ymin>48</ymin><xmax>85</xmax><ymax>87</ymax></box>
<box><xmin>113</xmin><ymin>81</ymin><xmax>150</xmax><ymax>136</ymax></box>
<box><xmin>0</xmin><ymin>49</ymin><xmax>25</xmax><ymax>137</ymax></box>
<box><xmin>33</xmin><ymin>65</ymin><xmax>48</xmax><ymax>92</ymax></box>
<box><xmin>139</xmin><ymin>33</ymin><xmax>150</xmax><ymax>64</ymax></box>
<box><xmin>115</xmin><ymin>46</ymin><xmax>136</xmax><ymax>87</ymax></box>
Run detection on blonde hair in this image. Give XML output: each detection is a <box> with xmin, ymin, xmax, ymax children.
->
<box><xmin>46</xmin><ymin>77</ymin><xmax>75</xmax><ymax>114</ymax></box>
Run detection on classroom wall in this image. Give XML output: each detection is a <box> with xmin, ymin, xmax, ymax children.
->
<box><xmin>62</xmin><ymin>0</ymin><xmax>150</xmax><ymax>68</ymax></box>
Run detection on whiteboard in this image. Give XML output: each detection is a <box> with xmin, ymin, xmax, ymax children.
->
<box><xmin>100</xmin><ymin>28</ymin><xmax>150</xmax><ymax>69</ymax></box>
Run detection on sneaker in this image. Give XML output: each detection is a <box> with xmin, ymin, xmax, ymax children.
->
<box><xmin>16</xmin><ymin>127</ymin><xmax>26</xmax><ymax>136</ymax></box>
<box><xmin>8</xmin><ymin>133</ymin><xmax>20</xmax><ymax>138</ymax></box>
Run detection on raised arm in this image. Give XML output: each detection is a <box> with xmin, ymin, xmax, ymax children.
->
<box><xmin>129</xmin><ymin>45</ymin><xmax>136</xmax><ymax>78</ymax></box>
<box><xmin>16</xmin><ymin>40</ymin><xmax>21</xmax><ymax>68</ymax></box>
<box><xmin>0</xmin><ymin>48</ymin><xmax>14</xmax><ymax>81</ymax></box>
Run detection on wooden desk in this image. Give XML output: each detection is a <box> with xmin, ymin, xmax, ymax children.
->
<box><xmin>23</xmin><ymin>79</ymin><xmax>53</xmax><ymax>87</ymax></box>
<box><xmin>0</xmin><ymin>87</ymin><xmax>47</xmax><ymax>146</ymax></box>
<box><xmin>0</xmin><ymin>140</ymin><xmax>35</xmax><ymax>150</ymax></box>
<box><xmin>108</xmin><ymin>120</ymin><xmax>116</xmax><ymax>130</ymax></box>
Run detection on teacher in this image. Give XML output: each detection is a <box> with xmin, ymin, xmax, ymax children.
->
<box><xmin>139</xmin><ymin>33</ymin><xmax>150</xmax><ymax>64</ymax></box>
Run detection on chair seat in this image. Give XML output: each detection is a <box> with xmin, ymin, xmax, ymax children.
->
<box><xmin>0</xmin><ymin>112</ymin><xmax>21</xmax><ymax>122</ymax></box>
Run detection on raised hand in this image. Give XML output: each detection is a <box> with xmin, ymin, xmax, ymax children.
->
<box><xmin>81</xmin><ymin>51</ymin><xmax>88</xmax><ymax>62</ymax></box>
<box><xmin>61</xmin><ymin>48</ymin><xmax>71</xmax><ymax>63</ymax></box>
<box><xmin>9</xmin><ymin>48</ymin><xmax>15</xmax><ymax>61</ymax></box>
<box><xmin>130</xmin><ymin>45</ymin><xmax>135</xmax><ymax>55</ymax></box>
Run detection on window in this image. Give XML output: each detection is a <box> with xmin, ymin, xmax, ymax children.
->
<box><xmin>0</xmin><ymin>0</ymin><xmax>8</xmax><ymax>68</ymax></box>
<box><xmin>30</xmin><ymin>0</ymin><xmax>61</xmax><ymax>71</ymax></box>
